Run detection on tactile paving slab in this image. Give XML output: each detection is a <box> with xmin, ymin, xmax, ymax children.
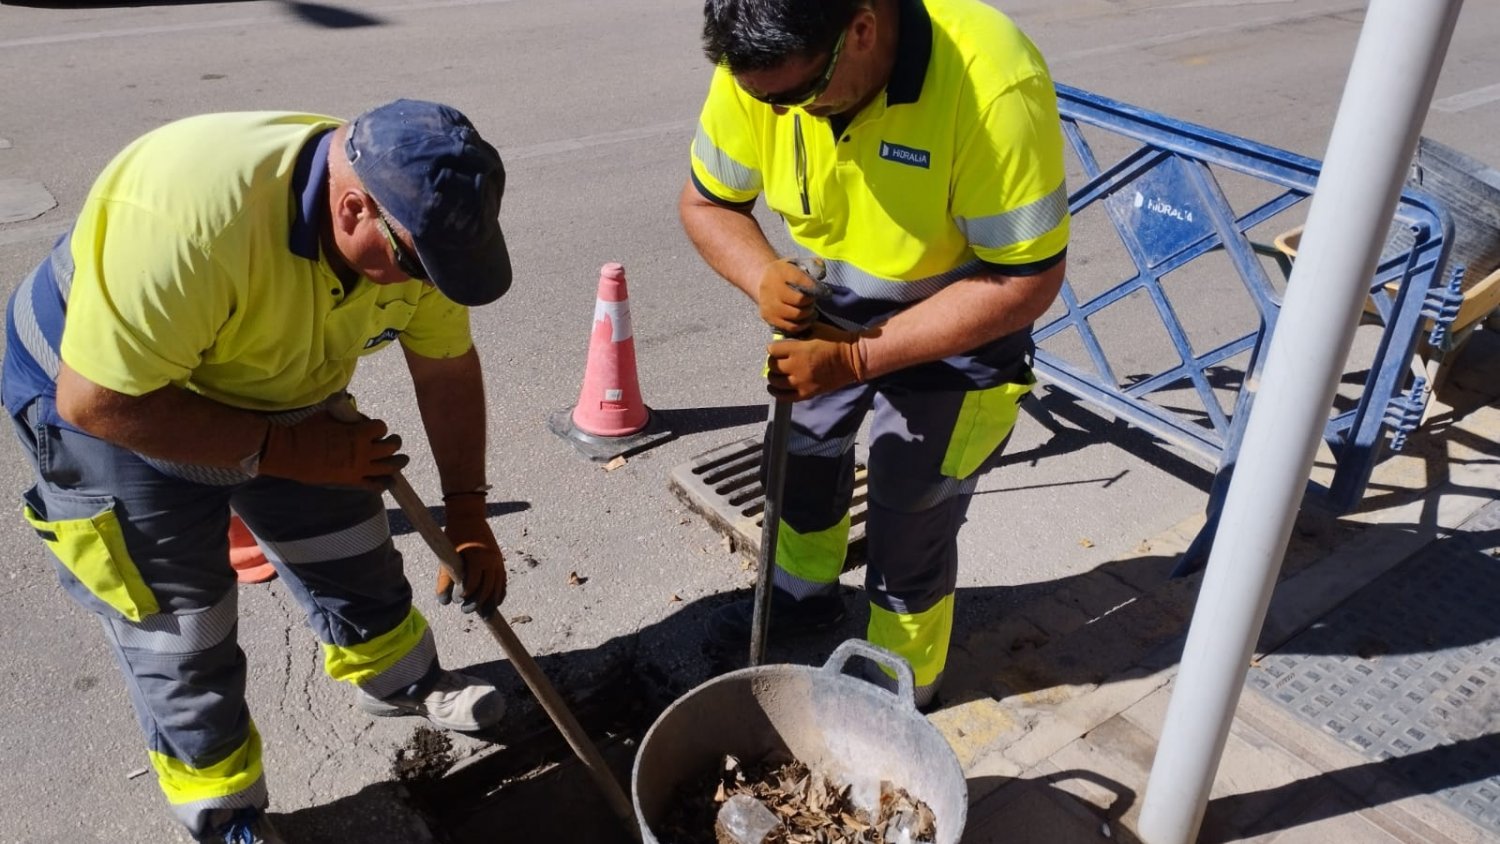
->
<box><xmin>1247</xmin><ymin>500</ymin><xmax>1500</xmax><ymax>835</ymax></box>
<box><xmin>668</xmin><ymin>436</ymin><xmax>868</xmax><ymax>562</ymax></box>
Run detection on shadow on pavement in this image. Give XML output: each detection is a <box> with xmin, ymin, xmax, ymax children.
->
<box><xmin>274</xmin><ymin>781</ymin><xmax>433</xmax><ymax>843</ymax></box>
<box><xmin>653</xmin><ymin>402</ymin><xmax>768</xmax><ymax>437</ymax></box>
<box><xmin>386</xmin><ymin>498</ymin><xmax>531</xmax><ymax>540</ymax></box>
<box><xmin>963</xmin><ymin>772</ymin><xmax>1139</xmax><ymax>844</ymax></box>
<box><xmin>1199</xmin><ymin>734</ymin><xmax>1500</xmax><ymax>843</ymax></box>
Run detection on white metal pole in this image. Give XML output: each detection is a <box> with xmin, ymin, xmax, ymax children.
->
<box><xmin>1136</xmin><ymin>2</ymin><xmax>1463</xmax><ymax>842</ymax></box>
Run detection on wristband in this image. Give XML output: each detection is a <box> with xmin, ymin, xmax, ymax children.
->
<box><xmin>442</xmin><ymin>483</ymin><xmax>492</xmax><ymax>500</ymax></box>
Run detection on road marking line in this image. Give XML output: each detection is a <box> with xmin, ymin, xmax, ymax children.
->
<box><xmin>1431</xmin><ymin>83</ymin><xmax>1500</xmax><ymax>114</ymax></box>
<box><xmin>502</xmin><ymin>121</ymin><xmax>695</xmax><ymax>162</ymax></box>
<box><xmin>1049</xmin><ymin>3</ymin><xmax>1363</xmax><ymax>64</ymax></box>
<box><xmin>0</xmin><ymin>0</ymin><xmax>519</xmax><ymax>49</ymax></box>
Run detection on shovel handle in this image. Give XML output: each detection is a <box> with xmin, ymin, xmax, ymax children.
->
<box><xmin>327</xmin><ymin>397</ymin><xmax>639</xmax><ymax>837</ymax></box>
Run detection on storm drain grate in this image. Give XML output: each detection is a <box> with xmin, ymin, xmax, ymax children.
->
<box><xmin>1246</xmin><ymin>500</ymin><xmax>1500</xmax><ymax>836</ymax></box>
<box><xmin>668</xmin><ymin>437</ymin><xmax>868</xmax><ymax>562</ymax></box>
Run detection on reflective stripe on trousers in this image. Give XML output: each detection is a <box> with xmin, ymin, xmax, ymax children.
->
<box><xmin>770</xmin><ymin>375</ymin><xmax>1032</xmax><ymax>707</ymax></box>
<box><xmin>11</xmin><ymin>399</ymin><xmax>435</xmax><ymax>837</ymax></box>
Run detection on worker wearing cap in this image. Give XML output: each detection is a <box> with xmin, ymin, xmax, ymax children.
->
<box><xmin>3</xmin><ymin>100</ymin><xmax>511</xmax><ymax>843</ymax></box>
<box><xmin>683</xmin><ymin>0</ymin><xmax>1070</xmax><ymax>708</ymax></box>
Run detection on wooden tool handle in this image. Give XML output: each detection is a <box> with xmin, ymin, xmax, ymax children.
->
<box><xmin>328</xmin><ymin>396</ymin><xmax>638</xmax><ymax>836</ymax></box>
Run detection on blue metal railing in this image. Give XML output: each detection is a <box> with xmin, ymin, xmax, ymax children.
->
<box><xmin>1040</xmin><ymin>85</ymin><xmax>1456</xmax><ymax>574</ymax></box>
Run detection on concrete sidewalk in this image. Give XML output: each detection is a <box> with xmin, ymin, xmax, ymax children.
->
<box><xmin>427</xmin><ymin>333</ymin><xmax>1500</xmax><ymax>844</ymax></box>
<box><xmin>938</xmin><ymin>335</ymin><xmax>1500</xmax><ymax>844</ymax></box>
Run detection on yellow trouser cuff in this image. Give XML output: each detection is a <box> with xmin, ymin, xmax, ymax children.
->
<box><xmin>776</xmin><ymin>512</ymin><xmax>850</xmax><ymax>585</ymax></box>
<box><xmin>149</xmin><ymin>725</ymin><xmax>263</xmax><ymax>805</ymax></box>
<box><xmin>322</xmin><ymin>607</ymin><xmax>428</xmax><ymax>686</ymax></box>
<box><xmin>867</xmin><ymin>595</ymin><xmax>954</xmax><ymax>688</ymax></box>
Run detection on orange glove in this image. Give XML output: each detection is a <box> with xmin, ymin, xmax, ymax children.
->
<box><xmin>766</xmin><ymin>324</ymin><xmax>867</xmax><ymax>401</ymax></box>
<box><xmin>438</xmin><ymin>493</ymin><xmax>507</xmax><ymax>616</ymax></box>
<box><xmin>757</xmin><ymin>259</ymin><xmax>819</xmax><ymax>334</ymax></box>
<box><xmin>256</xmin><ymin>410</ymin><xmax>408</xmax><ymax>491</ymax></box>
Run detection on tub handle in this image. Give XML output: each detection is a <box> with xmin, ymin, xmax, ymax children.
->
<box><xmin>822</xmin><ymin>639</ymin><xmax>917</xmax><ymax>711</ymax></box>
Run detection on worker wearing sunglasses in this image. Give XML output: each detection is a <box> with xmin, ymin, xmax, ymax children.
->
<box><xmin>682</xmin><ymin>0</ymin><xmax>1071</xmax><ymax>711</ymax></box>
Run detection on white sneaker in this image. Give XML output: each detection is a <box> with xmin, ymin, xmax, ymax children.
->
<box><xmin>356</xmin><ymin>669</ymin><xmax>506</xmax><ymax>732</ymax></box>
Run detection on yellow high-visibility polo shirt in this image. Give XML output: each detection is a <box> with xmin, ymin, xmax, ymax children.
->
<box><xmin>59</xmin><ymin>112</ymin><xmax>472</xmax><ymax>412</ymax></box>
<box><xmin>690</xmin><ymin>0</ymin><xmax>1069</xmax><ymax>326</ymax></box>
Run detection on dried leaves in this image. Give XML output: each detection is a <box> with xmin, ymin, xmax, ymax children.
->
<box><xmin>663</xmin><ymin>755</ymin><xmax>937</xmax><ymax>844</ymax></box>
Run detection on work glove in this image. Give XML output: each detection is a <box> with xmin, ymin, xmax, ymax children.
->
<box><xmin>438</xmin><ymin>492</ymin><xmax>507</xmax><ymax>616</ymax></box>
<box><xmin>766</xmin><ymin>323</ymin><xmax>867</xmax><ymax>401</ymax></box>
<box><xmin>256</xmin><ymin>410</ymin><xmax>408</xmax><ymax>491</ymax></box>
<box><xmin>757</xmin><ymin>258</ymin><xmax>821</xmax><ymax>334</ymax></box>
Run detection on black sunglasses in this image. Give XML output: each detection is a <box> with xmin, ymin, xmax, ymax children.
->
<box><xmin>742</xmin><ymin>29</ymin><xmax>848</xmax><ymax>108</ymax></box>
<box><xmin>372</xmin><ymin>204</ymin><xmax>428</xmax><ymax>281</ymax></box>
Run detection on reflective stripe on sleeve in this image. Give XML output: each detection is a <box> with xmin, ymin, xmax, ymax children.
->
<box><xmin>955</xmin><ymin>181</ymin><xmax>1069</xmax><ymax>252</ymax></box>
<box><xmin>693</xmin><ymin>123</ymin><xmax>761</xmax><ymax>194</ymax></box>
<box><xmin>821</xmin><ymin>258</ymin><xmax>987</xmax><ymax>303</ymax></box>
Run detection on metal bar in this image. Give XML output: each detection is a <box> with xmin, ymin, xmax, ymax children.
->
<box><xmin>1033</xmin><ymin>360</ymin><xmax>1225</xmax><ymax>458</ymax></box>
<box><xmin>1057</xmin><ymin>84</ymin><xmax>1325</xmax><ymax>186</ymax></box>
<box><xmin>1122</xmin><ymin>334</ymin><xmax>1255</xmax><ymax>398</ymax></box>
<box><xmin>748</xmin><ymin>398</ymin><xmax>792</xmax><ymax>667</ymax></box>
<box><xmin>1137</xmin><ymin>3</ymin><xmax>1464</xmax><ymax>841</ymax></box>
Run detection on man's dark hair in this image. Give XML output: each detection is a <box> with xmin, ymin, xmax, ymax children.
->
<box><xmin>702</xmin><ymin>0</ymin><xmax>864</xmax><ymax>73</ymax></box>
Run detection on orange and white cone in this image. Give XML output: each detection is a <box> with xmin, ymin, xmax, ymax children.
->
<box><xmin>549</xmin><ymin>263</ymin><xmax>673</xmax><ymax>460</ymax></box>
<box><xmin>228</xmin><ymin>513</ymin><xmax>276</xmax><ymax>584</ymax></box>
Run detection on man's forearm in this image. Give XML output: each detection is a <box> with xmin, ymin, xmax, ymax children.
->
<box><xmin>406</xmin><ymin>346</ymin><xmax>488</xmax><ymax>496</ymax></box>
<box><xmin>858</xmin><ymin>261</ymin><xmax>1066</xmax><ymax>379</ymax></box>
<box><xmin>56</xmin><ymin>363</ymin><xmax>270</xmax><ymax>467</ymax></box>
<box><xmin>678</xmin><ymin>180</ymin><xmax>777</xmax><ymax>299</ymax></box>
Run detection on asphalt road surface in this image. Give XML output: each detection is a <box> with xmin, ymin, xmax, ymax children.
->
<box><xmin>1</xmin><ymin>1</ymin><xmax>1496</xmax><ymax>841</ymax></box>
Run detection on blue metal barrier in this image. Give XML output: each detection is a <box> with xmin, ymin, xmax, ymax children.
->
<box><xmin>1040</xmin><ymin>86</ymin><xmax>1457</xmax><ymax>574</ymax></box>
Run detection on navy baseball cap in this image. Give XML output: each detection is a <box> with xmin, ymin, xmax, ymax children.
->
<box><xmin>346</xmin><ymin>99</ymin><xmax>511</xmax><ymax>306</ymax></box>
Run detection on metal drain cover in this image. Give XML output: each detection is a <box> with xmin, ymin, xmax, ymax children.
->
<box><xmin>668</xmin><ymin>436</ymin><xmax>868</xmax><ymax>562</ymax></box>
<box><xmin>1246</xmin><ymin>500</ymin><xmax>1500</xmax><ymax>836</ymax></box>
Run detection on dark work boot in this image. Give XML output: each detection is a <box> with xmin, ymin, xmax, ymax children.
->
<box><xmin>705</xmin><ymin>588</ymin><xmax>847</xmax><ymax>651</ymax></box>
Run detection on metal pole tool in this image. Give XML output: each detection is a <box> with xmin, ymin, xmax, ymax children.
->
<box><xmin>748</xmin><ymin>257</ymin><xmax>829</xmax><ymax>667</ymax></box>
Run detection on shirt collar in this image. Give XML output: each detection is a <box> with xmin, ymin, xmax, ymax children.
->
<box><xmin>288</xmin><ymin>129</ymin><xmax>334</xmax><ymax>261</ymax></box>
<box><xmin>885</xmin><ymin>0</ymin><xmax>933</xmax><ymax>106</ymax></box>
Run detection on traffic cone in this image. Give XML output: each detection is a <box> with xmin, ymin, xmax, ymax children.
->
<box><xmin>228</xmin><ymin>512</ymin><xmax>276</xmax><ymax>584</ymax></box>
<box><xmin>549</xmin><ymin>263</ymin><xmax>673</xmax><ymax>461</ymax></box>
